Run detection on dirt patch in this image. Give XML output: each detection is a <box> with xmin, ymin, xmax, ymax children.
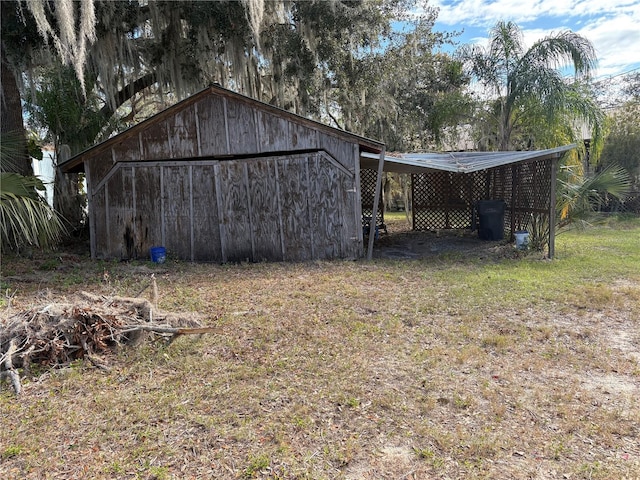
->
<box><xmin>371</xmin><ymin>227</ymin><xmax>521</xmax><ymax>260</ymax></box>
<box><xmin>1</xmin><ymin>221</ymin><xmax>639</xmax><ymax>480</ymax></box>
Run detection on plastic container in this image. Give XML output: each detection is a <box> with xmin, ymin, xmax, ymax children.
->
<box><xmin>514</xmin><ymin>231</ymin><xmax>530</xmax><ymax>250</ymax></box>
<box><xmin>476</xmin><ymin>200</ymin><xmax>506</xmax><ymax>240</ymax></box>
<box><xmin>150</xmin><ymin>246</ymin><xmax>166</xmax><ymax>264</ymax></box>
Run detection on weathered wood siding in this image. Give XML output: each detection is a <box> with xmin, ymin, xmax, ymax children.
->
<box><xmin>196</xmin><ymin>95</ymin><xmax>228</xmax><ymax>155</ymax></box>
<box><xmin>133</xmin><ymin>166</ymin><xmax>162</xmax><ymax>257</ymax></box>
<box><xmin>77</xmin><ymin>87</ymin><xmax>380</xmax><ymax>263</ymax></box>
<box><xmin>191</xmin><ymin>165</ymin><xmax>221</xmax><ymax>262</ymax></box>
<box><xmin>84</xmin><ymin>92</ymin><xmax>361</xmax><ymax>189</ymax></box>
<box><xmin>89</xmin><ymin>152</ymin><xmax>361</xmax><ymax>262</ymax></box>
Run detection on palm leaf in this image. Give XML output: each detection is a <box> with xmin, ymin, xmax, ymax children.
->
<box><xmin>557</xmin><ymin>164</ymin><xmax>631</xmax><ymax>229</ymax></box>
<box><xmin>0</xmin><ymin>172</ymin><xmax>66</xmax><ymax>251</ymax></box>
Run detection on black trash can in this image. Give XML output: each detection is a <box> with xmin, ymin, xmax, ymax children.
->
<box><xmin>476</xmin><ymin>200</ymin><xmax>506</xmax><ymax>240</ymax></box>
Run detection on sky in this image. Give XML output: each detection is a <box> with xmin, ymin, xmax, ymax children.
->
<box><xmin>425</xmin><ymin>0</ymin><xmax>640</xmax><ymax>80</ymax></box>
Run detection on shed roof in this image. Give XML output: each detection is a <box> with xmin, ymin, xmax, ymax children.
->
<box><xmin>360</xmin><ymin>144</ymin><xmax>575</xmax><ymax>174</ymax></box>
<box><xmin>60</xmin><ymin>84</ymin><xmax>384</xmax><ymax>173</ymax></box>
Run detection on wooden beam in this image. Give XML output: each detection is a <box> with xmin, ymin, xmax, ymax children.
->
<box><xmin>244</xmin><ymin>162</ymin><xmax>256</xmax><ymax>261</ymax></box>
<box><xmin>213</xmin><ymin>162</ymin><xmax>227</xmax><ymax>263</ymax></box>
<box><xmin>305</xmin><ymin>156</ymin><xmax>315</xmax><ymax>260</ymax></box>
<box><xmin>223</xmin><ymin>97</ymin><xmax>231</xmax><ymax>154</ymax></box>
<box><xmin>85</xmin><ymin>162</ymin><xmax>97</xmax><ymax>259</ymax></box>
<box><xmin>367</xmin><ymin>148</ymin><xmax>385</xmax><ymax>260</ymax></box>
<box><xmin>548</xmin><ymin>156</ymin><xmax>558</xmax><ymax>259</ymax></box>
<box><xmin>510</xmin><ymin>163</ymin><xmax>518</xmax><ymax>236</ymax></box>
<box><xmin>194</xmin><ymin>102</ymin><xmax>202</xmax><ymax>157</ymax></box>
<box><xmin>354</xmin><ymin>147</ymin><xmax>364</xmax><ymax>252</ymax></box>
<box><xmin>131</xmin><ymin>166</ymin><xmax>137</xmax><ymax>257</ymax></box>
<box><xmin>189</xmin><ymin>165</ymin><xmax>194</xmax><ymax>262</ymax></box>
<box><xmin>273</xmin><ymin>159</ymin><xmax>286</xmax><ymax>261</ymax></box>
<box><xmin>160</xmin><ymin>166</ymin><xmax>166</xmax><ymax>247</ymax></box>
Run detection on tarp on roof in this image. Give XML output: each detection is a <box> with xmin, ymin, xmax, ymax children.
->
<box><xmin>360</xmin><ymin>144</ymin><xmax>575</xmax><ymax>174</ymax></box>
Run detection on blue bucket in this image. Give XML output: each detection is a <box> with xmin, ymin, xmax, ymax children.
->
<box><xmin>150</xmin><ymin>246</ymin><xmax>166</xmax><ymax>264</ymax></box>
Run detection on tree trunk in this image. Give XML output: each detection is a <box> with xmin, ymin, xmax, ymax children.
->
<box><xmin>54</xmin><ymin>145</ymin><xmax>85</xmax><ymax>232</ymax></box>
<box><xmin>1</xmin><ymin>43</ymin><xmax>32</xmax><ymax>176</ymax></box>
<box><xmin>53</xmin><ymin>74</ymin><xmax>156</xmax><ymax>234</ymax></box>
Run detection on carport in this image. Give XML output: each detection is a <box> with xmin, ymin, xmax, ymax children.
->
<box><xmin>360</xmin><ymin>145</ymin><xmax>575</xmax><ymax>259</ymax></box>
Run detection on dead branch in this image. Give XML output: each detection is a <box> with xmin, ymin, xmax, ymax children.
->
<box><xmin>120</xmin><ymin>325</ymin><xmax>219</xmax><ymax>335</ymax></box>
<box><xmin>0</xmin><ymin>283</ymin><xmax>219</xmax><ymax>395</ymax></box>
<box><xmin>0</xmin><ymin>340</ymin><xmax>22</xmax><ymax>395</ymax></box>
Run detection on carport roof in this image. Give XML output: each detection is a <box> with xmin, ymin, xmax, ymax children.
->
<box><xmin>360</xmin><ymin>144</ymin><xmax>575</xmax><ymax>174</ymax></box>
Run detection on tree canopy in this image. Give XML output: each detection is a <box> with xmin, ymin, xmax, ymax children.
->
<box><xmin>458</xmin><ymin>20</ymin><xmax>602</xmax><ymax>152</ymax></box>
<box><xmin>599</xmin><ymin>72</ymin><xmax>640</xmax><ymax>193</ymax></box>
<box><xmin>4</xmin><ymin>0</ymin><xmax>470</xmax><ymax>153</ymax></box>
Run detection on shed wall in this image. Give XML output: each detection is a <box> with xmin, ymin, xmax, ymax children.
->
<box><xmin>85</xmin><ymin>92</ymin><xmax>360</xmax><ymax>191</ymax></box>
<box><xmin>87</xmin><ymin>151</ymin><xmax>362</xmax><ymax>262</ymax></box>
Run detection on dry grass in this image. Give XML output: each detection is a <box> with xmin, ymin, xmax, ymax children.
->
<box><xmin>1</xmin><ymin>217</ymin><xmax>639</xmax><ymax>479</ymax></box>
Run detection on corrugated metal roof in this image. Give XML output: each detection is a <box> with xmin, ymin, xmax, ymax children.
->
<box><xmin>361</xmin><ymin>144</ymin><xmax>575</xmax><ymax>174</ymax></box>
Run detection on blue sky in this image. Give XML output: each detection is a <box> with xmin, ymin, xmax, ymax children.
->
<box><xmin>423</xmin><ymin>0</ymin><xmax>640</xmax><ymax>80</ymax></box>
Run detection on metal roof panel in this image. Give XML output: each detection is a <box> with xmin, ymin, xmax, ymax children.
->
<box><xmin>360</xmin><ymin>145</ymin><xmax>575</xmax><ymax>174</ymax></box>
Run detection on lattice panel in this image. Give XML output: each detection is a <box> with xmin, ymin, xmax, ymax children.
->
<box><xmin>360</xmin><ymin>168</ymin><xmax>384</xmax><ymax>227</ymax></box>
<box><xmin>410</xmin><ymin>158</ymin><xmax>553</xmax><ymax>237</ymax></box>
<box><xmin>511</xmin><ymin>159</ymin><xmax>552</xmax><ymax>232</ymax></box>
<box><xmin>412</xmin><ymin>171</ymin><xmax>475</xmax><ymax>230</ymax></box>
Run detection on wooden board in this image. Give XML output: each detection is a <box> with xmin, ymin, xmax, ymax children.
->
<box><xmin>191</xmin><ymin>165</ymin><xmax>222</xmax><ymax>262</ymax></box>
<box><xmin>162</xmin><ymin>165</ymin><xmax>192</xmax><ymax>260</ymax></box>
<box><xmin>318</xmin><ymin>133</ymin><xmax>356</xmax><ymax>173</ymax></box>
<box><xmin>288</xmin><ymin>122</ymin><xmax>318</xmax><ymax>150</ymax></box>
<box><xmin>225</xmin><ymin>100</ymin><xmax>258</xmax><ymax>155</ymax></box>
<box><xmin>133</xmin><ymin>166</ymin><xmax>162</xmax><ymax>259</ymax></box>
<box><xmin>92</xmin><ymin>187</ymin><xmax>108</xmax><ymax>258</ymax></box>
<box><xmin>247</xmin><ymin>159</ymin><xmax>283</xmax><ymax>261</ymax></box>
<box><xmin>111</xmin><ymin>133</ymin><xmax>142</xmax><ymax>163</ymax></box>
<box><xmin>308</xmin><ymin>153</ymin><xmax>343</xmax><ymax>259</ymax></box>
<box><xmin>167</xmin><ymin>106</ymin><xmax>198</xmax><ymax>158</ymax></box>
<box><xmin>140</xmin><ymin>119</ymin><xmax>171</xmax><ymax>160</ymax></box>
<box><xmin>277</xmin><ymin>157</ymin><xmax>313</xmax><ymax>262</ymax></box>
<box><xmin>256</xmin><ymin>111</ymin><xmax>291</xmax><ymax>152</ymax></box>
<box><xmin>218</xmin><ymin>161</ymin><xmax>253</xmax><ymax>262</ymax></box>
<box><xmin>339</xmin><ymin>169</ymin><xmax>360</xmax><ymax>259</ymax></box>
<box><xmin>86</xmin><ymin>150</ymin><xmax>116</xmax><ymax>187</ymax></box>
<box><xmin>105</xmin><ymin>166</ymin><xmax>135</xmax><ymax>259</ymax></box>
<box><xmin>196</xmin><ymin>96</ymin><xmax>229</xmax><ymax>155</ymax></box>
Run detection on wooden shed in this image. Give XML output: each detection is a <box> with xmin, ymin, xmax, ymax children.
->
<box><xmin>60</xmin><ymin>85</ymin><xmax>384</xmax><ymax>263</ymax></box>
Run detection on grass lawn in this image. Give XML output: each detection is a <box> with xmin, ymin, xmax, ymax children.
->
<box><xmin>1</xmin><ymin>216</ymin><xmax>639</xmax><ymax>479</ymax></box>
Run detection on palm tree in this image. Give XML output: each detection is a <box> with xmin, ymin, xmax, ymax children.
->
<box><xmin>557</xmin><ymin>163</ymin><xmax>631</xmax><ymax>228</ymax></box>
<box><xmin>1</xmin><ymin>132</ymin><xmax>65</xmax><ymax>253</ymax></box>
<box><xmin>460</xmin><ymin>21</ymin><xmax>602</xmax><ymax>151</ymax></box>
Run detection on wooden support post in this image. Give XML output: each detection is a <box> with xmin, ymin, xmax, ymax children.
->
<box><xmin>510</xmin><ymin>163</ymin><xmax>518</xmax><ymax>237</ymax></box>
<box><xmin>85</xmin><ymin>162</ymin><xmax>96</xmax><ymax>259</ymax></box>
<box><xmin>548</xmin><ymin>156</ymin><xmax>558</xmax><ymax>259</ymax></box>
<box><xmin>367</xmin><ymin>148</ymin><xmax>385</xmax><ymax>260</ymax></box>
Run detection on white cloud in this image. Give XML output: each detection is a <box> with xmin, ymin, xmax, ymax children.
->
<box><xmin>431</xmin><ymin>0</ymin><xmax>639</xmax><ymax>27</ymax></box>
<box><xmin>576</xmin><ymin>13</ymin><xmax>640</xmax><ymax>77</ymax></box>
<box><xmin>428</xmin><ymin>0</ymin><xmax>640</xmax><ymax>77</ymax></box>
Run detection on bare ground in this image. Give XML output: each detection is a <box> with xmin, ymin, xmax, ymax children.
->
<box><xmin>1</xmin><ymin>224</ymin><xmax>639</xmax><ymax>479</ymax></box>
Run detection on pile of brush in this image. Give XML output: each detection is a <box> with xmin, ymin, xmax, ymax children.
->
<box><xmin>0</xmin><ymin>286</ymin><xmax>217</xmax><ymax>395</ymax></box>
